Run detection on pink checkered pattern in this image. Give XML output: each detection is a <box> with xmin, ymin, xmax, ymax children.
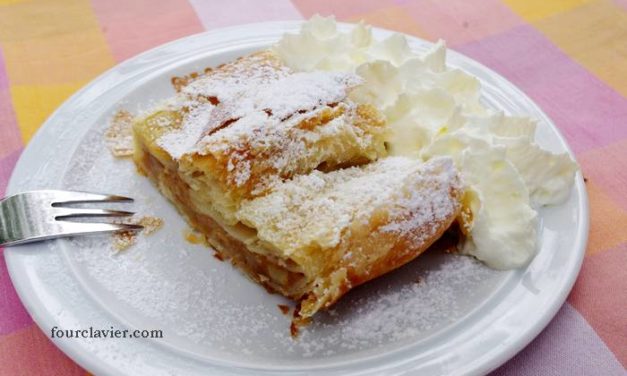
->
<box><xmin>0</xmin><ymin>1</ymin><xmax>625</xmax><ymax>374</ymax></box>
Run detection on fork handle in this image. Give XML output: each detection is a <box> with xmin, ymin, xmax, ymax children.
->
<box><xmin>0</xmin><ymin>197</ymin><xmax>26</xmax><ymax>246</ymax></box>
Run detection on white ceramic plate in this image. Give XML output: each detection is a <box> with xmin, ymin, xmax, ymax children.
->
<box><xmin>4</xmin><ymin>22</ymin><xmax>588</xmax><ymax>376</ymax></box>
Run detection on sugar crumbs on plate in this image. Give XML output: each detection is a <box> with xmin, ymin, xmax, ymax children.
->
<box><xmin>113</xmin><ymin>215</ymin><xmax>164</xmax><ymax>252</ymax></box>
<box><xmin>104</xmin><ymin>110</ymin><xmax>134</xmax><ymax>158</ymax></box>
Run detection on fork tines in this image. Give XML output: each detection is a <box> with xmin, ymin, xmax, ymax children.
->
<box><xmin>0</xmin><ymin>190</ymin><xmax>144</xmax><ymax>247</ymax></box>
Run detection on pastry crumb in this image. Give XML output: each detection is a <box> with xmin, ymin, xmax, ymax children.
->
<box><xmin>290</xmin><ymin>311</ymin><xmax>311</xmax><ymax>338</ymax></box>
<box><xmin>277</xmin><ymin>304</ymin><xmax>290</xmax><ymax>315</ymax></box>
<box><xmin>138</xmin><ymin>216</ymin><xmax>164</xmax><ymax>235</ymax></box>
<box><xmin>184</xmin><ymin>228</ymin><xmax>205</xmax><ymax>244</ymax></box>
<box><xmin>105</xmin><ymin>110</ymin><xmax>134</xmax><ymax>158</ymax></box>
<box><xmin>171</xmin><ymin>67</ymin><xmax>212</xmax><ymax>92</ymax></box>
<box><xmin>112</xmin><ymin>230</ymin><xmax>137</xmax><ymax>251</ymax></box>
<box><xmin>112</xmin><ymin>215</ymin><xmax>164</xmax><ymax>252</ymax></box>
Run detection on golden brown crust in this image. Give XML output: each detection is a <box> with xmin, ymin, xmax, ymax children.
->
<box><xmin>296</xmin><ymin>198</ymin><xmax>459</xmax><ymax>318</ymax></box>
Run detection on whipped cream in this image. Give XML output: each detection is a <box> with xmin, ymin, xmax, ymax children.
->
<box><xmin>274</xmin><ymin>15</ymin><xmax>578</xmax><ymax>269</ymax></box>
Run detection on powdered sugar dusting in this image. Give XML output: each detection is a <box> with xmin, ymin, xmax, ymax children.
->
<box><xmin>104</xmin><ymin>110</ymin><xmax>134</xmax><ymax>158</ymax></box>
<box><xmin>59</xmin><ymin>91</ymin><xmax>504</xmax><ymax>366</ymax></box>
<box><xmin>291</xmin><ymin>254</ymin><xmax>497</xmax><ymax>356</ymax></box>
<box><xmin>157</xmin><ymin>101</ymin><xmax>214</xmax><ymax>159</ymax></box>
<box><xmin>238</xmin><ymin>156</ymin><xmax>461</xmax><ymax>254</ymax></box>
<box><xmin>153</xmin><ymin>52</ymin><xmax>290</xmax><ymax>159</ymax></box>
<box><xmin>378</xmin><ymin>157</ymin><xmax>461</xmax><ymax>246</ymax></box>
<box><xmin>153</xmin><ymin>51</ymin><xmax>362</xmax><ymax>166</ymax></box>
<box><xmin>182</xmin><ymin>53</ymin><xmax>289</xmax><ymax>100</ymax></box>
<box><xmin>218</xmin><ymin>71</ymin><xmax>361</xmax><ymax>121</ymax></box>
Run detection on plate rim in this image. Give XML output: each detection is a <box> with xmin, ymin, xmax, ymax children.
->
<box><xmin>4</xmin><ymin>20</ymin><xmax>589</xmax><ymax>376</ymax></box>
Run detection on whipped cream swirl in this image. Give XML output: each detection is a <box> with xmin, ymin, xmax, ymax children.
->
<box><xmin>274</xmin><ymin>15</ymin><xmax>578</xmax><ymax>269</ymax></box>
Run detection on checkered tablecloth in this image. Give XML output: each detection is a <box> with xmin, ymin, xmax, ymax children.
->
<box><xmin>0</xmin><ymin>1</ymin><xmax>625</xmax><ymax>375</ymax></box>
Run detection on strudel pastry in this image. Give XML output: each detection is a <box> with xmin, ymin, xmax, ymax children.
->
<box><xmin>132</xmin><ymin>50</ymin><xmax>463</xmax><ymax>323</ymax></box>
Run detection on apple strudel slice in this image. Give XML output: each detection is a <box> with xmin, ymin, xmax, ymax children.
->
<box><xmin>131</xmin><ymin>50</ymin><xmax>462</xmax><ymax>323</ymax></box>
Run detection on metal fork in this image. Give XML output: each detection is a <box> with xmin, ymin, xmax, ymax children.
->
<box><xmin>0</xmin><ymin>190</ymin><xmax>143</xmax><ymax>247</ymax></box>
